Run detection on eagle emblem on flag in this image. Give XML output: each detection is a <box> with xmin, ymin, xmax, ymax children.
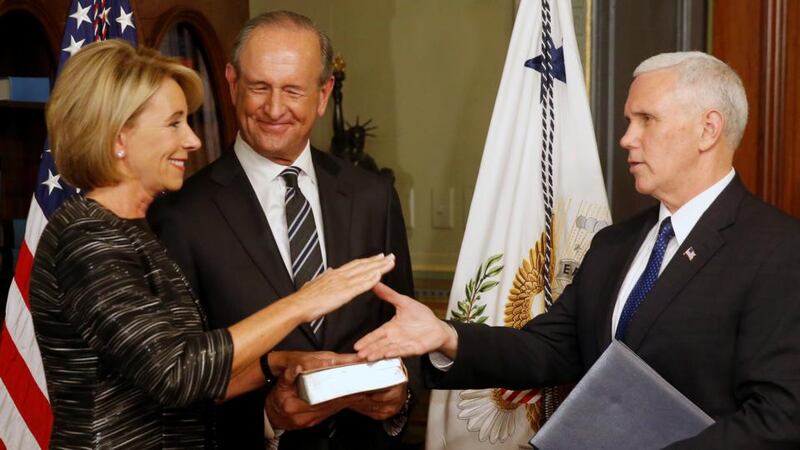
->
<box><xmin>452</xmin><ymin>201</ymin><xmax>609</xmax><ymax>443</ymax></box>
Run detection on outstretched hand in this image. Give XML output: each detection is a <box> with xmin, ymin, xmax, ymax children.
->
<box><xmin>354</xmin><ymin>283</ymin><xmax>458</xmax><ymax>361</ymax></box>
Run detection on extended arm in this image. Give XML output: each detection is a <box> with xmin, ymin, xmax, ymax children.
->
<box><xmin>58</xmin><ymin>222</ymin><xmax>394</xmax><ymax>405</ymax></box>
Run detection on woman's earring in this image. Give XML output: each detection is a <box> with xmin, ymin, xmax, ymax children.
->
<box><xmin>115</xmin><ymin>149</ymin><xmax>126</xmax><ymax>159</ymax></box>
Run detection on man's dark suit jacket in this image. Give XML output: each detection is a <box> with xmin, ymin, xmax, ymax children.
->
<box><xmin>425</xmin><ymin>177</ymin><xmax>800</xmax><ymax>449</ymax></box>
<box><xmin>148</xmin><ymin>148</ymin><xmax>415</xmax><ymax>450</ymax></box>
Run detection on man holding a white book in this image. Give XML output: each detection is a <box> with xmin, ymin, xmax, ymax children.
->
<box><xmin>149</xmin><ymin>10</ymin><xmax>417</xmax><ymax>450</ymax></box>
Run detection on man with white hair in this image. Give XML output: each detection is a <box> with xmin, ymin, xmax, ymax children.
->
<box><xmin>354</xmin><ymin>52</ymin><xmax>800</xmax><ymax>448</ymax></box>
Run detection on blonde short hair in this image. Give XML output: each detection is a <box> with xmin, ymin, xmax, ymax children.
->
<box><xmin>46</xmin><ymin>39</ymin><xmax>203</xmax><ymax>191</ymax></box>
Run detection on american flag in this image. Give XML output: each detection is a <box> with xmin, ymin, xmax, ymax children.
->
<box><xmin>0</xmin><ymin>2</ymin><xmax>136</xmax><ymax>449</ymax></box>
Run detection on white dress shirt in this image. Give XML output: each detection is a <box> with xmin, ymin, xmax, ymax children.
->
<box><xmin>610</xmin><ymin>169</ymin><xmax>735</xmax><ymax>337</ymax></box>
<box><xmin>431</xmin><ymin>168</ymin><xmax>736</xmax><ymax>371</ymax></box>
<box><xmin>234</xmin><ymin>134</ymin><xmax>328</xmax><ymax>276</ymax></box>
<box><xmin>234</xmin><ymin>134</ymin><xmax>327</xmax><ymax>440</ymax></box>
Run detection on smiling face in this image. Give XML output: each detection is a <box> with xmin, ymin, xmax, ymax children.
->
<box><xmin>118</xmin><ymin>77</ymin><xmax>200</xmax><ymax>196</ymax></box>
<box><xmin>619</xmin><ymin>68</ymin><xmax>707</xmax><ymax>210</ymax></box>
<box><xmin>225</xmin><ymin>25</ymin><xmax>333</xmax><ymax>164</ymax></box>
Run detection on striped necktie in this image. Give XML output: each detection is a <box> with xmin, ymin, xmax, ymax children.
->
<box><xmin>615</xmin><ymin>217</ymin><xmax>674</xmax><ymax>340</ymax></box>
<box><xmin>281</xmin><ymin>166</ymin><xmax>326</xmax><ymax>334</ymax></box>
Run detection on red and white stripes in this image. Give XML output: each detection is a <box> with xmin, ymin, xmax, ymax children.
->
<box><xmin>0</xmin><ymin>198</ymin><xmax>52</xmax><ymax>450</ymax></box>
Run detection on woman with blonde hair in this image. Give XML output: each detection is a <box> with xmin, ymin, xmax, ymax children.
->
<box><xmin>30</xmin><ymin>39</ymin><xmax>391</xmax><ymax>449</ymax></box>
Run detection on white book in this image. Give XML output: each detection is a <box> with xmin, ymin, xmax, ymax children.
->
<box><xmin>297</xmin><ymin>358</ymin><xmax>407</xmax><ymax>405</ymax></box>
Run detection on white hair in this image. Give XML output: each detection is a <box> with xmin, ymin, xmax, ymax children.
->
<box><xmin>634</xmin><ymin>51</ymin><xmax>748</xmax><ymax>149</ymax></box>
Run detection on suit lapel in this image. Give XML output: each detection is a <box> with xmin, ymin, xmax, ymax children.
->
<box><xmin>313</xmin><ymin>150</ymin><xmax>352</xmax><ymax>269</ymax></box>
<box><xmin>595</xmin><ymin>210</ymin><xmax>658</xmax><ymax>351</ymax></box>
<box><xmin>209</xmin><ymin>152</ymin><xmax>319</xmax><ymax>345</ymax></box>
<box><xmin>623</xmin><ymin>177</ymin><xmax>745</xmax><ymax>351</ymax></box>
<box><xmin>311</xmin><ymin>150</ymin><xmax>353</xmax><ymax>346</ymax></box>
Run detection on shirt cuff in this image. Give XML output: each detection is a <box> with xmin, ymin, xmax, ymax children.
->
<box><xmin>429</xmin><ymin>351</ymin><xmax>454</xmax><ymax>371</ymax></box>
<box><xmin>382</xmin><ymin>387</ymin><xmax>413</xmax><ymax>436</ymax></box>
<box><xmin>263</xmin><ymin>409</ymin><xmax>284</xmax><ymax>440</ymax></box>
<box><xmin>428</xmin><ymin>322</ymin><xmax>458</xmax><ymax>371</ymax></box>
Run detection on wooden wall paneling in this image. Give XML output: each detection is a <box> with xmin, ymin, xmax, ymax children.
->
<box><xmin>760</xmin><ymin>0</ymin><xmax>787</xmax><ymax>206</ymax></box>
<box><xmin>713</xmin><ymin>0</ymin><xmax>800</xmax><ymax>217</ymax></box>
<box><xmin>132</xmin><ymin>0</ymin><xmax>249</xmax><ymax>149</ymax></box>
<box><xmin>779</xmin><ymin>0</ymin><xmax>800</xmax><ymax>214</ymax></box>
<box><xmin>0</xmin><ymin>0</ymin><xmax>68</xmax><ymax>57</ymax></box>
<box><xmin>133</xmin><ymin>0</ymin><xmax>248</xmax><ymax>56</ymax></box>
<box><xmin>712</xmin><ymin>0</ymin><xmax>763</xmax><ymax>197</ymax></box>
<box><xmin>714</xmin><ymin>2</ymin><xmax>757</xmax><ymax>196</ymax></box>
<box><xmin>148</xmin><ymin>7</ymin><xmax>239</xmax><ymax>151</ymax></box>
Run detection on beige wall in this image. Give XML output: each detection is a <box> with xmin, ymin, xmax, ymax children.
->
<box><xmin>249</xmin><ymin>0</ymin><xmax>588</xmax><ymax>271</ymax></box>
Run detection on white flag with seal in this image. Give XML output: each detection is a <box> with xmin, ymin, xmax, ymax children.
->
<box><xmin>425</xmin><ymin>0</ymin><xmax>610</xmax><ymax>448</ymax></box>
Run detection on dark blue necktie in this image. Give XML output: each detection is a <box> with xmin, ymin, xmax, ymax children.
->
<box><xmin>615</xmin><ymin>217</ymin><xmax>674</xmax><ymax>340</ymax></box>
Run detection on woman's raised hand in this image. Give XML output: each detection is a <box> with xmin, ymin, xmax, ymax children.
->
<box><xmin>291</xmin><ymin>253</ymin><xmax>396</xmax><ymax>323</ymax></box>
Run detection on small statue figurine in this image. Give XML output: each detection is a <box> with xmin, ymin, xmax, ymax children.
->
<box><xmin>330</xmin><ymin>55</ymin><xmax>348</xmax><ymax>158</ymax></box>
<box><xmin>329</xmin><ymin>54</ymin><xmax>393</xmax><ymax>179</ymax></box>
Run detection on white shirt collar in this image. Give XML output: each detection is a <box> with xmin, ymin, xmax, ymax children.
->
<box><xmin>658</xmin><ymin>168</ymin><xmax>736</xmax><ymax>244</ymax></box>
<box><xmin>233</xmin><ymin>134</ymin><xmax>317</xmax><ymax>186</ymax></box>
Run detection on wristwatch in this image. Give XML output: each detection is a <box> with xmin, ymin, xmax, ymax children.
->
<box><xmin>260</xmin><ymin>352</ymin><xmax>278</xmax><ymax>390</ymax></box>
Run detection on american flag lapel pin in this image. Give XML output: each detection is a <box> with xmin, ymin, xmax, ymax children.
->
<box><xmin>684</xmin><ymin>247</ymin><xmax>696</xmax><ymax>261</ymax></box>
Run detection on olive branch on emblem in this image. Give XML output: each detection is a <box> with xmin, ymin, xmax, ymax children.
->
<box><xmin>450</xmin><ymin>254</ymin><xmax>504</xmax><ymax>324</ymax></box>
